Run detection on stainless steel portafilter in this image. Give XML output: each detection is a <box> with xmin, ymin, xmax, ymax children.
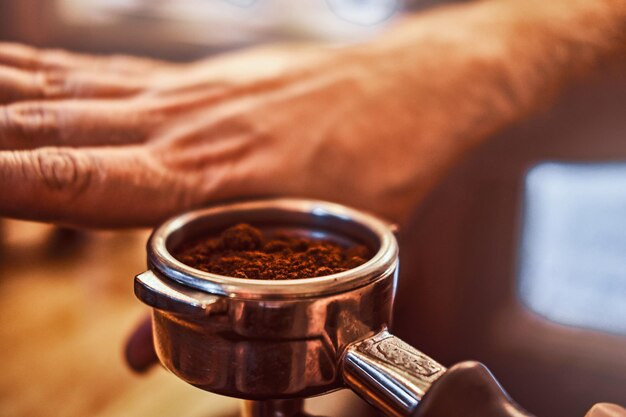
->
<box><xmin>135</xmin><ymin>199</ymin><xmax>534</xmax><ymax>417</ymax></box>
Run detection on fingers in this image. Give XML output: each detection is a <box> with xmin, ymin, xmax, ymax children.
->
<box><xmin>0</xmin><ymin>42</ymin><xmax>170</xmax><ymax>74</ymax></box>
<box><xmin>0</xmin><ymin>100</ymin><xmax>151</xmax><ymax>149</ymax></box>
<box><xmin>0</xmin><ymin>65</ymin><xmax>146</xmax><ymax>103</ymax></box>
<box><xmin>0</xmin><ymin>66</ymin><xmax>43</xmax><ymax>103</ymax></box>
<box><xmin>0</xmin><ymin>146</ymin><xmax>191</xmax><ymax>227</ymax></box>
<box><xmin>125</xmin><ymin>315</ymin><xmax>159</xmax><ymax>373</ymax></box>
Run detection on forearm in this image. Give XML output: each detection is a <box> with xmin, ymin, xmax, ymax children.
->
<box><xmin>334</xmin><ymin>0</ymin><xmax>626</xmax><ymax>216</ymax></box>
<box><xmin>371</xmin><ymin>0</ymin><xmax>626</xmax><ymax>141</ymax></box>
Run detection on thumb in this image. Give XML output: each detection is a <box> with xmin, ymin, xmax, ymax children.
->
<box><xmin>585</xmin><ymin>403</ymin><xmax>626</xmax><ymax>417</ymax></box>
<box><xmin>124</xmin><ymin>315</ymin><xmax>159</xmax><ymax>373</ymax></box>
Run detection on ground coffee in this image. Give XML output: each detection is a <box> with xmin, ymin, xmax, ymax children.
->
<box><xmin>174</xmin><ymin>223</ymin><xmax>369</xmax><ymax>280</ymax></box>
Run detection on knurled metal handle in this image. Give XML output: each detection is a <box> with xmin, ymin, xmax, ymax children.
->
<box><xmin>342</xmin><ymin>330</ymin><xmax>447</xmax><ymax>417</ymax></box>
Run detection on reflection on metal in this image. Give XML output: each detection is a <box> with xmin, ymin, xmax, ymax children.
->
<box><xmin>242</xmin><ymin>399</ymin><xmax>304</xmax><ymax>417</ymax></box>
<box><xmin>520</xmin><ymin>162</ymin><xmax>626</xmax><ymax>335</ymax></box>
<box><xmin>343</xmin><ymin>331</ymin><xmax>446</xmax><ymax>417</ymax></box>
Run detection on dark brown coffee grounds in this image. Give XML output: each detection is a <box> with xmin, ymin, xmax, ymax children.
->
<box><xmin>174</xmin><ymin>223</ymin><xmax>369</xmax><ymax>280</ymax></box>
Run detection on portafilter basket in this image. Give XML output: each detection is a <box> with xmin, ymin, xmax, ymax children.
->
<box><xmin>135</xmin><ymin>199</ymin><xmax>446</xmax><ymax>417</ymax></box>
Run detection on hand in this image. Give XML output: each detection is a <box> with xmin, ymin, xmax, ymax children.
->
<box><xmin>0</xmin><ymin>40</ymin><xmax>448</xmax><ymax>227</ymax></box>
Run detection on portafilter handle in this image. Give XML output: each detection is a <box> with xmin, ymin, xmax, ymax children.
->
<box><xmin>343</xmin><ymin>331</ymin><xmax>534</xmax><ymax>417</ymax></box>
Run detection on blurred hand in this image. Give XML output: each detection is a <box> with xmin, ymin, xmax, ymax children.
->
<box><xmin>125</xmin><ymin>315</ymin><xmax>157</xmax><ymax>373</ymax></box>
<box><xmin>0</xmin><ymin>40</ymin><xmax>450</xmax><ymax>227</ymax></box>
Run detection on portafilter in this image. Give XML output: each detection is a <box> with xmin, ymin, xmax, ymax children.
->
<box><xmin>135</xmin><ymin>198</ymin><xmax>533</xmax><ymax>417</ymax></box>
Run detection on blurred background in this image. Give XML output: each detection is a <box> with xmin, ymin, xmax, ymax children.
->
<box><xmin>1</xmin><ymin>1</ymin><xmax>625</xmax><ymax>417</ymax></box>
<box><xmin>0</xmin><ymin>0</ymin><xmax>426</xmax><ymax>59</ymax></box>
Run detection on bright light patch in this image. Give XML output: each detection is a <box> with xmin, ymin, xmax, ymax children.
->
<box><xmin>519</xmin><ymin>162</ymin><xmax>626</xmax><ymax>335</ymax></box>
<box><xmin>326</xmin><ymin>0</ymin><xmax>401</xmax><ymax>25</ymax></box>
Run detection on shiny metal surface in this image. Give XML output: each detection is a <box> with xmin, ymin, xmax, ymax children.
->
<box><xmin>343</xmin><ymin>331</ymin><xmax>447</xmax><ymax>417</ymax></box>
<box><xmin>146</xmin><ymin>199</ymin><xmax>398</xmax><ymax>299</ymax></box>
<box><xmin>242</xmin><ymin>399</ymin><xmax>305</xmax><ymax>417</ymax></box>
<box><xmin>134</xmin><ymin>198</ymin><xmax>444</xmax><ymax>416</ymax></box>
<box><xmin>135</xmin><ymin>198</ymin><xmax>398</xmax><ymax>399</ymax></box>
